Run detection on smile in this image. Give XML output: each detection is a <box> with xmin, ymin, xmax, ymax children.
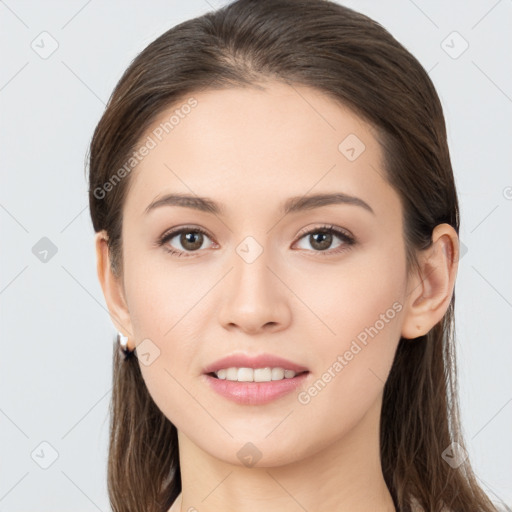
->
<box><xmin>211</xmin><ymin>367</ymin><xmax>306</xmax><ymax>382</ymax></box>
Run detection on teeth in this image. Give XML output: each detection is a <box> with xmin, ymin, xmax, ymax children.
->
<box><xmin>255</xmin><ymin>368</ymin><xmax>273</xmax><ymax>382</ymax></box>
<box><xmin>226</xmin><ymin>367</ymin><xmax>238</xmax><ymax>380</ymax></box>
<box><xmin>271</xmin><ymin>368</ymin><xmax>284</xmax><ymax>380</ymax></box>
<box><xmin>238</xmin><ymin>367</ymin><xmax>254</xmax><ymax>382</ymax></box>
<box><xmin>213</xmin><ymin>367</ymin><xmax>300</xmax><ymax>382</ymax></box>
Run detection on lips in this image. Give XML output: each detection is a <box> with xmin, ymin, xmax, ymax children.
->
<box><xmin>202</xmin><ymin>354</ymin><xmax>311</xmax><ymax>405</ymax></box>
<box><xmin>202</xmin><ymin>353</ymin><xmax>309</xmax><ymax>375</ymax></box>
<box><xmin>203</xmin><ymin>371</ymin><xmax>309</xmax><ymax>405</ymax></box>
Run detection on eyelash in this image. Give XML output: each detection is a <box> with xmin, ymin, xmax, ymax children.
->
<box><xmin>156</xmin><ymin>224</ymin><xmax>356</xmax><ymax>258</ymax></box>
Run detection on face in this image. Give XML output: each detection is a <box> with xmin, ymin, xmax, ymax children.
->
<box><xmin>116</xmin><ymin>81</ymin><xmax>410</xmax><ymax>466</ymax></box>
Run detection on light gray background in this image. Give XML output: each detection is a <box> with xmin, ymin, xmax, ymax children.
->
<box><xmin>1</xmin><ymin>0</ymin><xmax>511</xmax><ymax>510</ymax></box>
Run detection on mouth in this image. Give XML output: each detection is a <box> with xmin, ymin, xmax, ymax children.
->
<box><xmin>202</xmin><ymin>353</ymin><xmax>310</xmax><ymax>404</ymax></box>
<box><xmin>203</xmin><ymin>368</ymin><xmax>311</xmax><ymax>405</ymax></box>
<box><xmin>206</xmin><ymin>367</ymin><xmax>310</xmax><ymax>382</ymax></box>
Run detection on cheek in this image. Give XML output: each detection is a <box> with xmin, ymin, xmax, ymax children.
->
<box><xmin>286</xmin><ymin>272</ymin><xmax>403</xmax><ymax>459</ymax></box>
<box><xmin>300</xmin><ymin>249</ymin><xmax>405</xmax><ymax>403</ymax></box>
<box><xmin>306</xmin><ymin>247</ymin><xmax>405</xmax><ymax>349</ymax></box>
<box><xmin>122</xmin><ymin>243</ymin><xmax>208</xmax><ymax>340</ymax></box>
<box><xmin>121</xmin><ymin>251</ymin><xmax>216</xmax><ymax>428</ymax></box>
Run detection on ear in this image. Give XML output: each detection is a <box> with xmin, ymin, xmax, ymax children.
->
<box><xmin>401</xmin><ymin>223</ymin><xmax>459</xmax><ymax>340</ymax></box>
<box><xmin>95</xmin><ymin>230</ymin><xmax>134</xmax><ymax>350</ymax></box>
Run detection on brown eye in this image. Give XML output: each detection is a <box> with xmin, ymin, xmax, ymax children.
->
<box><xmin>308</xmin><ymin>231</ymin><xmax>333</xmax><ymax>251</ymax></box>
<box><xmin>294</xmin><ymin>225</ymin><xmax>355</xmax><ymax>255</ymax></box>
<box><xmin>158</xmin><ymin>227</ymin><xmax>214</xmax><ymax>257</ymax></box>
<box><xmin>179</xmin><ymin>231</ymin><xmax>204</xmax><ymax>251</ymax></box>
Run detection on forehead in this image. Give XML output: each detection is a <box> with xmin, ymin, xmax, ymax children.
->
<box><xmin>123</xmin><ymin>81</ymin><xmax>398</xmax><ymax>221</ymax></box>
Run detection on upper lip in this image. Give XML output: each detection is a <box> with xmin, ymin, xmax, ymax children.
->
<box><xmin>203</xmin><ymin>353</ymin><xmax>309</xmax><ymax>374</ymax></box>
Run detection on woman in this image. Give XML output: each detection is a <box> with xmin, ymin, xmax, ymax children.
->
<box><xmin>89</xmin><ymin>0</ymin><xmax>500</xmax><ymax>510</ymax></box>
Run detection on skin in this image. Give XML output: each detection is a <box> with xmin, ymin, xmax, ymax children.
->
<box><xmin>95</xmin><ymin>80</ymin><xmax>459</xmax><ymax>512</ymax></box>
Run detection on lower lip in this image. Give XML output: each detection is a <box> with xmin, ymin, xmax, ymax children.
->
<box><xmin>203</xmin><ymin>372</ymin><xmax>309</xmax><ymax>405</ymax></box>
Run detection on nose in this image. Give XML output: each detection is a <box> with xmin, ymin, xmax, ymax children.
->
<box><xmin>217</xmin><ymin>247</ymin><xmax>291</xmax><ymax>335</ymax></box>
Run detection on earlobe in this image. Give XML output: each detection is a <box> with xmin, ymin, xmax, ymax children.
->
<box><xmin>95</xmin><ymin>231</ymin><xmax>134</xmax><ymax>346</ymax></box>
<box><xmin>400</xmin><ymin>224</ymin><xmax>459</xmax><ymax>340</ymax></box>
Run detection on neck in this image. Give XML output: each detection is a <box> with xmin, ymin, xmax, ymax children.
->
<box><xmin>172</xmin><ymin>393</ymin><xmax>395</xmax><ymax>512</ymax></box>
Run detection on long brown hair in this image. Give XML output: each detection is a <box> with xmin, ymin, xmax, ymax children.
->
<box><xmin>87</xmin><ymin>1</ymin><xmax>500</xmax><ymax>510</ymax></box>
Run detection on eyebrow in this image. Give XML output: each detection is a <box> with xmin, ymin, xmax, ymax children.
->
<box><xmin>144</xmin><ymin>192</ymin><xmax>375</xmax><ymax>216</ymax></box>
